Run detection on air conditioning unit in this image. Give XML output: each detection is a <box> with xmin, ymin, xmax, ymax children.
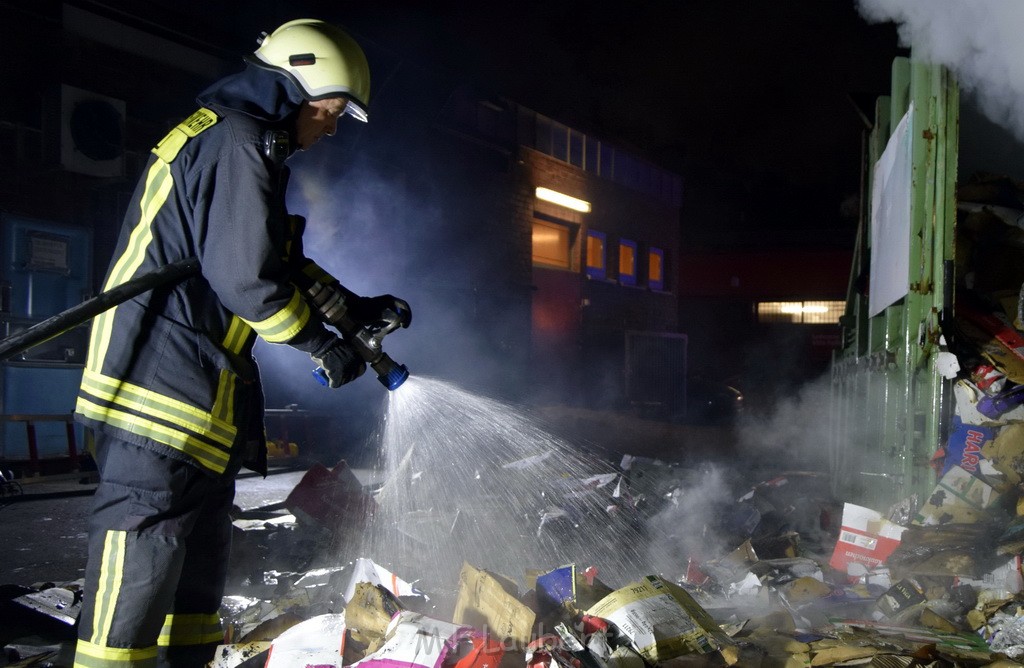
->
<box><xmin>60</xmin><ymin>84</ymin><xmax>125</xmax><ymax>177</ymax></box>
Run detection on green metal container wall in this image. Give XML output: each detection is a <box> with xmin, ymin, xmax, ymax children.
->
<box><xmin>831</xmin><ymin>57</ymin><xmax>959</xmax><ymax>509</ymax></box>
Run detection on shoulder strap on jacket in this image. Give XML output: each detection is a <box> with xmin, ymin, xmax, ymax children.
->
<box><xmin>152</xmin><ymin>107</ymin><xmax>219</xmax><ymax>163</ymax></box>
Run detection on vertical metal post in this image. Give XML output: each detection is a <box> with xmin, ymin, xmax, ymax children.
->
<box><xmin>65</xmin><ymin>416</ymin><xmax>79</xmax><ymax>470</ymax></box>
<box><xmin>25</xmin><ymin>420</ymin><xmax>39</xmax><ymax>476</ymax></box>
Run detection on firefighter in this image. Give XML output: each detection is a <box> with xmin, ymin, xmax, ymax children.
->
<box><xmin>72</xmin><ymin>19</ymin><xmax>409</xmax><ymax>667</ymax></box>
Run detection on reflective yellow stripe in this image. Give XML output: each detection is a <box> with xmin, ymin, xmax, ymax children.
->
<box><xmin>82</xmin><ymin>370</ymin><xmax>235</xmax><ymax>446</ymax></box>
<box><xmin>212</xmin><ymin>370</ymin><xmax>236</xmax><ymax>424</ymax></box>
<box><xmin>91</xmin><ymin>530</ymin><xmax>127</xmax><ymax>646</ymax></box>
<box><xmin>88</xmin><ymin>161</ymin><xmax>171</xmax><ymax>370</ymax></box>
<box><xmin>158</xmin><ymin>612</ymin><xmax>223</xmax><ymax>647</ymax></box>
<box><xmin>223</xmin><ymin>316</ymin><xmax>252</xmax><ymax>355</ymax></box>
<box><xmin>105</xmin><ymin>161</ymin><xmax>172</xmax><ymax>292</ymax></box>
<box><xmin>76</xmin><ymin>397</ymin><xmax>230</xmax><ymax>473</ymax></box>
<box><xmin>242</xmin><ymin>290</ymin><xmax>311</xmax><ymax>342</ymax></box>
<box><xmin>74</xmin><ymin>638</ymin><xmax>158</xmax><ymax>667</ymax></box>
<box><xmin>212</xmin><ymin>317</ymin><xmax>250</xmax><ymax>424</ymax></box>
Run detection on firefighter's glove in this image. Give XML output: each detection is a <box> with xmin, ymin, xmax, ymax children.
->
<box><xmin>348</xmin><ymin>294</ymin><xmax>413</xmax><ymax>332</ymax></box>
<box><xmin>311</xmin><ymin>337</ymin><xmax>366</xmax><ymax>388</ymax></box>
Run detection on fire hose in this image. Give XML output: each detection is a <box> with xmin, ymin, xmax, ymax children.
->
<box><xmin>0</xmin><ymin>257</ymin><xmax>409</xmax><ymax>391</ymax></box>
<box><xmin>0</xmin><ymin>258</ymin><xmax>201</xmax><ymax>363</ymax></box>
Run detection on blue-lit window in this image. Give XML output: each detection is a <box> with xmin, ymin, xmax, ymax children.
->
<box><xmin>535</xmin><ymin>115</ymin><xmax>553</xmax><ymax>155</ymax></box>
<box><xmin>619</xmin><ymin>239</ymin><xmax>637</xmax><ymax>286</ymax></box>
<box><xmin>551</xmin><ymin>121</ymin><xmax>569</xmax><ymax>162</ymax></box>
<box><xmin>649</xmin><ymin>247</ymin><xmax>665</xmax><ymax>291</ymax></box>
<box><xmin>586</xmin><ymin>230</ymin><xmax>606</xmax><ymax>280</ymax></box>
<box><xmin>585</xmin><ymin>136</ymin><xmax>600</xmax><ymax>173</ymax></box>
<box><xmin>569</xmin><ymin>130</ymin><xmax>584</xmax><ymax>168</ymax></box>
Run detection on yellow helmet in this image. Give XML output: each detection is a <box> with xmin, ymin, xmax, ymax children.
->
<box><xmin>246</xmin><ymin>19</ymin><xmax>371</xmax><ymax>122</ymax></box>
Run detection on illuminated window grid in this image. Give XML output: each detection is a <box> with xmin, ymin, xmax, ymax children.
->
<box><xmin>649</xmin><ymin>247</ymin><xmax>664</xmax><ymax>290</ymax></box>
<box><xmin>757</xmin><ymin>300</ymin><xmax>845</xmax><ymax>324</ymax></box>
<box><xmin>531</xmin><ymin>219</ymin><xmax>571</xmax><ymax>268</ymax></box>
<box><xmin>586</xmin><ymin>230</ymin><xmax>606</xmax><ymax>279</ymax></box>
<box><xmin>619</xmin><ymin>239</ymin><xmax>637</xmax><ymax>286</ymax></box>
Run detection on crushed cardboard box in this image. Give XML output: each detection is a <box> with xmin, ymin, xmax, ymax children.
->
<box><xmin>829</xmin><ymin>503</ymin><xmax>907</xmax><ymax>575</ymax></box>
<box><xmin>914</xmin><ymin>465</ymin><xmax>1003</xmax><ymax>527</ymax></box>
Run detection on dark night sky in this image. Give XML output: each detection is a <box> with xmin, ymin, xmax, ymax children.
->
<box><xmin>118</xmin><ymin>0</ymin><xmax>904</xmax><ymax>183</ymax></box>
<box><xmin>66</xmin><ymin>0</ymin><xmax>907</xmax><ymax>246</ymax></box>
<box><xmin>314</xmin><ymin>1</ymin><xmax>906</xmax><ymax>248</ymax></box>
<box><xmin>335</xmin><ymin>1</ymin><xmax>903</xmax><ymax>187</ymax></box>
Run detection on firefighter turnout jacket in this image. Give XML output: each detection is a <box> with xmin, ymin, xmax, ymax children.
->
<box><xmin>76</xmin><ymin>74</ymin><xmax>338</xmax><ymax>477</ymax></box>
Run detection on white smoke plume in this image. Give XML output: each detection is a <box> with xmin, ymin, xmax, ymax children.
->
<box><xmin>856</xmin><ymin>0</ymin><xmax>1024</xmax><ymax>142</ymax></box>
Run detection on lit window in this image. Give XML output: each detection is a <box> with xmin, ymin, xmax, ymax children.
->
<box><xmin>649</xmin><ymin>247</ymin><xmax>664</xmax><ymax>291</ymax></box>
<box><xmin>532</xmin><ymin>220</ymin><xmax>571</xmax><ymax>268</ymax></box>
<box><xmin>586</xmin><ymin>230</ymin><xmax>606</xmax><ymax>279</ymax></box>
<box><xmin>619</xmin><ymin>239</ymin><xmax>637</xmax><ymax>286</ymax></box>
<box><xmin>757</xmin><ymin>301</ymin><xmax>845</xmax><ymax>324</ymax></box>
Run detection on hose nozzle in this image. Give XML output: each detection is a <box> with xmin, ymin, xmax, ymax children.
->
<box><xmin>371</xmin><ymin>353</ymin><xmax>410</xmax><ymax>391</ymax></box>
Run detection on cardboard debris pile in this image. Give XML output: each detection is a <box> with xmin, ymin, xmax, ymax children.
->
<box><xmin>199</xmin><ymin>449</ymin><xmax>1024</xmax><ymax>667</ymax></box>
<box><xmin>201</xmin><ymin>455</ymin><xmax>1024</xmax><ymax>666</ymax></box>
<box><xmin>14</xmin><ymin>451</ymin><xmax>1024</xmax><ymax>666</ymax></box>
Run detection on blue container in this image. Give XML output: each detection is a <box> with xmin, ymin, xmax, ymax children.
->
<box><xmin>0</xmin><ymin>215</ymin><xmax>92</xmax><ymax>464</ymax></box>
<box><xmin>2</xmin><ymin>365</ymin><xmax>84</xmax><ymax>459</ymax></box>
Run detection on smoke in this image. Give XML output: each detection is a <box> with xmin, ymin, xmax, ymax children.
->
<box><xmin>735</xmin><ymin>372</ymin><xmax>834</xmax><ymax>472</ymax></box>
<box><xmin>856</xmin><ymin>0</ymin><xmax>1024</xmax><ymax>142</ymax></box>
<box><xmin>731</xmin><ymin>368</ymin><xmax>892</xmax><ymax>507</ymax></box>
<box><xmin>253</xmin><ymin>116</ymin><xmax>536</xmax><ymax>464</ymax></box>
<box><xmin>644</xmin><ymin>463</ymin><xmax>739</xmax><ymax>573</ymax></box>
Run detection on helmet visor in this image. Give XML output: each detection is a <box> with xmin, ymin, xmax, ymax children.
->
<box><xmin>344</xmin><ymin>99</ymin><xmax>368</xmax><ymax>122</ymax></box>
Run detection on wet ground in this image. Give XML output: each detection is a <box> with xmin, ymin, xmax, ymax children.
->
<box><xmin>0</xmin><ymin>464</ymin><xmax>381</xmax><ymax>589</ymax></box>
<box><xmin>0</xmin><ymin>463</ymin><xmax>384</xmax><ymax>665</ymax></box>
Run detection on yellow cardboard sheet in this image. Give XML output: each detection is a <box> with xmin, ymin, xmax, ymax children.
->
<box><xmin>452</xmin><ymin>562</ymin><xmax>535</xmax><ymax>647</ymax></box>
<box><xmin>585</xmin><ymin>575</ymin><xmax>736</xmax><ymax>664</ymax></box>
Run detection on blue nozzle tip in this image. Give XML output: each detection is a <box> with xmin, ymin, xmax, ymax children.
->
<box><xmin>311</xmin><ymin>367</ymin><xmax>329</xmax><ymax>386</ymax></box>
<box><xmin>378</xmin><ymin>364</ymin><xmax>410</xmax><ymax>391</ymax></box>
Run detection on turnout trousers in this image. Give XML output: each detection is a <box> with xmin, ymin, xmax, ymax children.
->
<box><xmin>74</xmin><ymin>433</ymin><xmax>235</xmax><ymax>667</ymax></box>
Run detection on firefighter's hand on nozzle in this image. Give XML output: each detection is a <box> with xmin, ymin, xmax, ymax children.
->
<box><xmin>348</xmin><ymin>294</ymin><xmax>412</xmax><ymax>331</ymax></box>
<box><xmin>310</xmin><ymin>337</ymin><xmax>366</xmax><ymax>388</ymax></box>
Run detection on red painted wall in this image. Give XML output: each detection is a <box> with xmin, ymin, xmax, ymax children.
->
<box><xmin>678</xmin><ymin>249</ymin><xmax>853</xmax><ymax>299</ymax></box>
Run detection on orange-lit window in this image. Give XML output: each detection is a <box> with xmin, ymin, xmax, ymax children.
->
<box><xmin>532</xmin><ymin>220</ymin><xmax>571</xmax><ymax>268</ymax></box>
<box><xmin>586</xmin><ymin>230</ymin><xmax>606</xmax><ymax>279</ymax></box>
<box><xmin>619</xmin><ymin>239</ymin><xmax>637</xmax><ymax>286</ymax></box>
<box><xmin>649</xmin><ymin>247</ymin><xmax>664</xmax><ymax>290</ymax></box>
